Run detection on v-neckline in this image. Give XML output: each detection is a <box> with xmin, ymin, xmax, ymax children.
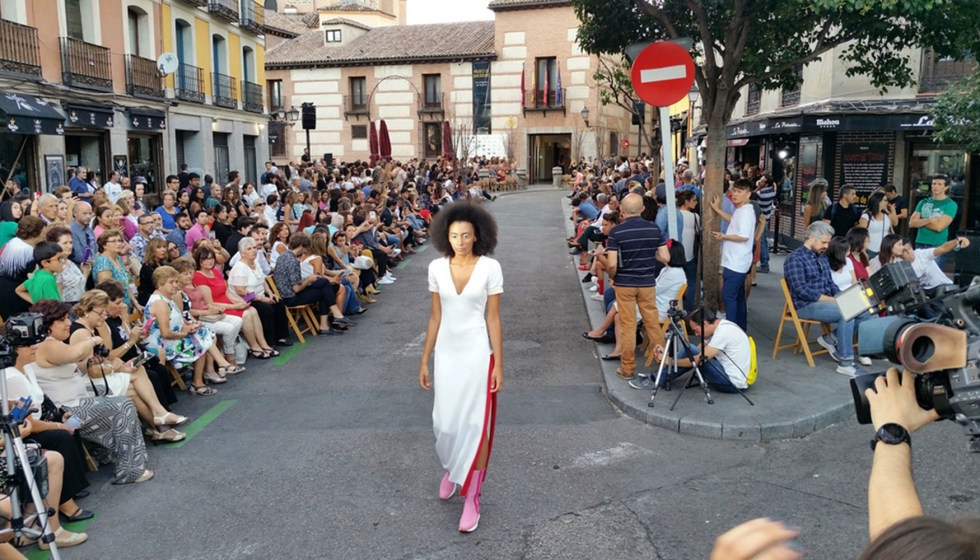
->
<box><xmin>448</xmin><ymin>256</ymin><xmax>481</xmax><ymax>296</ymax></box>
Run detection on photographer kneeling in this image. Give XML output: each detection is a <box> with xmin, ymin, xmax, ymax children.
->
<box><xmin>634</xmin><ymin>307</ymin><xmax>749</xmax><ymax>393</ymax></box>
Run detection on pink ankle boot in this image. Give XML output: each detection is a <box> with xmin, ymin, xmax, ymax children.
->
<box><xmin>459</xmin><ymin>469</ymin><xmax>485</xmax><ymax>533</ymax></box>
<box><xmin>439</xmin><ymin>470</ymin><xmax>455</xmax><ymax>500</ymax></box>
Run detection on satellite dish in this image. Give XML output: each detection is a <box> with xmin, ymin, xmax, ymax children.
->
<box><xmin>156</xmin><ymin>53</ymin><xmax>179</xmax><ymax>76</ymax></box>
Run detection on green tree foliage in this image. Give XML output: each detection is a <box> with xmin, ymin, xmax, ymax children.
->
<box><xmin>933</xmin><ymin>72</ymin><xmax>980</xmax><ymax>155</ymax></box>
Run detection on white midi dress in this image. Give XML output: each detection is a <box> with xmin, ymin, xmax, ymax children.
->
<box><xmin>428</xmin><ymin>256</ymin><xmax>503</xmax><ymax>494</ymax></box>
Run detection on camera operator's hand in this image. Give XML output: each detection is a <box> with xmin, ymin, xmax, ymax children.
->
<box><xmin>710</xmin><ymin>518</ymin><xmax>800</xmax><ymax>560</ymax></box>
<box><xmin>865</xmin><ymin>368</ymin><xmax>939</xmax><ymax>433</ymax></box>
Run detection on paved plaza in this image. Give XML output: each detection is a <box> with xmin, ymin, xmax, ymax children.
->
<box><xmin>57</xmin><ymin>190</ymin><xmax>980</xmax><ymax>560</ymax></box>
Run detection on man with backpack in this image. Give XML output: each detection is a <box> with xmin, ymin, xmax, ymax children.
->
<box><xmin>823</xmin><ymin>184</ymin><xmax>861</xmax><ymax>236</ymax></box>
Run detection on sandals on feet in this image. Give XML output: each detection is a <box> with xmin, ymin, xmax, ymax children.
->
<box><xmin>150</xmin><ymin>428</ymin><xmax>186</xmax><ymax>443</ymax></box>
<box><xmin>153</xmin><ymin>412</ymin><xmax>189</xmax><ymax>428</ymax></box>
<box><xmin>203</xmin><ymin>373</ymin><xmax>227</xmax><ymax>384</ymax></box>
<box><xmin>261</xmin><ymin>347</ymin><xmax>280</xmax><ymax>357</ymax></box>
<box><xmin>249</xmin><ymin>349</ymin><xmax>272</xmax><ymax>359</ymax></box>
<box><xmin>218</xmin><ymin>364</ymin><xmax>245</xmax><ymax>375</ymax></box>
<box><xmin>189</xmin><ymin>384</ymin><xmax>218</xmax><ymax>396</ymax></box>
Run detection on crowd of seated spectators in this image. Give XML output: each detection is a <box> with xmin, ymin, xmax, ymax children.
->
<box><xmin>0</xmin><ymin>153</ymin><xmax>508</xmax><ymax>555</ymax></box>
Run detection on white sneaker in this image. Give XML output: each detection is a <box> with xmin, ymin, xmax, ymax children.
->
<box><xmin>589</xmin><ymin>285</ymin><xmax>598</xmax><ymax>292</ymax></box>
<box><xmin>590</xmin><ymin>293</ymin><xmax>604</xmax><ymax>301</ymax></box>
<box><xmin>857</xmin><ymin>356</ymin><xmax>872</xmax><ymax>367</ymax></box>
<box><xmin>591</xmin><ymin>276</ymin><xmax>598</xmax><ymax>285</ymax></box>
<box><xmin>378</xmin><ymin>277</ymin><xmax>395</xmax><ymax>285</ymax></box>
<box><xmin>836</xmin><ymin>363</ymin><xmax>867</xmax><ymax>378</ymax></box>
<box><xmin>385</xmin><ymin>273</ymin><xmax>396</xmax><ymax>281</ymax></box>
<box><xmin>391</xmin><ymin>248</ymin><xmax>402</xmax><ymax>257</ymax></box>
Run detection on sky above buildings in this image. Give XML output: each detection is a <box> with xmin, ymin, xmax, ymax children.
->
<box><xmin>407</xmin><ymin>0</ymin><xmax>494</xmax><ymax>24</ymax></box>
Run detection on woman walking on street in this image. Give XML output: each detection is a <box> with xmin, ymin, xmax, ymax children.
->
<box><xmin>419</xmin><ymin>202</ymin><xmax>503</xmax><ymax>533</ymax></box>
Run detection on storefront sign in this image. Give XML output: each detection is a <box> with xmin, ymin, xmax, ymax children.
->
<box><xmin>65</xmin><ymin>104</ymin><xmax>114</xmax><ymax>129</ymax></box>
<box><xmin>727</xmin><ymin>113</ymin><xmax>937</xmax><ymax>139</ymax></box>
<box><xmin>472</xmin><ymin>61</ymin><xmax>491</xmax><ymax>133</ymax></box>
<box><xmin>840</xmin><ymin>143</ymin><xmax>889</xmax><ymax>202</ymax></box>
<box><xmin>128</xmin><ymin>108</ymin><xmax>167</xmax><ymax>131</ymax></box>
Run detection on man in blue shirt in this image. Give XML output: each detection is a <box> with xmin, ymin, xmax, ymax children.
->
<box><xmin>600</xmin><ymin>193</ymin><xmax>669</xmax><ymax>380</ymax></box>
<box><xmin>572</xmin><ymin>192</ymin><xmax>599</xmax><ymax>222</ymax></box>
<box><xmin>783</xmin><ymin>221</ymin><xmax>871</xmax><ymax>377</ymax></box>
<box><xmin>68</xmin><ymin>167</ymin><xmax>92</xmax><ymax>200</ymax></box>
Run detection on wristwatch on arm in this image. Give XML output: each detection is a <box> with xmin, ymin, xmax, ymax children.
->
<box><xmin>871</xmin><ymin>423</ymin><xmax>911</xmax><ymax>451</ymax></box>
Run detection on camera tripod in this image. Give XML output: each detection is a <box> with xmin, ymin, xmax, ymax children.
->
<box><xmin>0</xmin><ymin>371</ymin><xmax>61</xmax><ymax>558</ymax></box>
<box><xmin>645</xmin><ymin>311</ymin><xmax>714</xmax><ymax>409</ymax></box>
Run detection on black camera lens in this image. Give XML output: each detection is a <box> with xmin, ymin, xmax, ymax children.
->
<box><xmin>93</xmin><ymin>345</ymin><xmax>109</xmax><ymax>358</ymax></box>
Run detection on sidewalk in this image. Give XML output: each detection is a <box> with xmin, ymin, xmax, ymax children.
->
<box><xmin>563</xmin><ymin>199</ymin><xmax>856</xmax><ymax>441</ymax></box>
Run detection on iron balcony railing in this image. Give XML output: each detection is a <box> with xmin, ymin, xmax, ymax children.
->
<box><xmin>0</xmin><ymin>19</ymin><xmax>42</xmax><ymax>80</ymax></box>
<box><xmin>421</xmin><ymin>91</ymin><xmax>444</xmax><ymax>112</ymax></box>
<box><xmin>209</xmin><ymin>0</ymin><xmax>239</xmax><ymax>23</ymax></box>
<box><xmin>213</xmin><ymin>72</ymin><xmax>238</xmax><ymax>109</ymax></box>
<box><xmin>343</xmin><ymin>94</ymin><xmax>369</xmax><ymax>119</ymax></box>
<box><xmin>919</xmin><ymin>51</ymin><xmax>978</xmax><ymax>94</ymax></box>
<box><xmin>125</xmin><ymin>54</ymin><xmax>164</xmax><ymax>99</ymax></box>
<box><xmin>521</xmin><ymin>88</ymin><xmax>567</xmax><ymax>116</ymax></box>
<box><xmin>181</xmin><ymin>0</ymin><xmax>207</xmax><ymax>6</ymax></box>
<box><xmin>243</xmin><ymin>81</ymin><xmax>263</xmax><ymax>114</ymax></box>
<box><xmin>60</xmin><ymin>36</ymin><xmax>112</xmax><ymax>92</ymax></box>
<box><xmin>240</xmin><ymin>0</ymin><xmax>264</xmax><ymax>34</ymax></box>
<box><xmin>176</xmin><ymin>63</ymin><xmax>205</xmax><ymax>104</ymax></box>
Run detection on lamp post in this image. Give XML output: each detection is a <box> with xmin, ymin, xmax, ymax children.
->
<box><xmin>580</xmin><ymin>106</ymin><xmax>590</xmax><ymax>128</ymax></box>
<box><xmin>687</xmin><ymin>84</ymin><xmax>700</xmax><ymax>175</ymax></box>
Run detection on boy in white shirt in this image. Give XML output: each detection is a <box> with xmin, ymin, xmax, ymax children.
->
<box><xmin>708</xmin><ymin>179</ymin><xmax>755</xmax><ymax>330</ymax></box>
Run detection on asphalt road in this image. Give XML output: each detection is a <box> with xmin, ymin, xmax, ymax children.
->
<box><xmin>63</xmin><ymin>190</ymin><xmax>980</xmax><ymax>560</ymax></box>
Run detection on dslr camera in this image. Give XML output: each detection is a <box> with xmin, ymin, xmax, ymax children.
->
<box><xmin>836</xmin><ymin>261</ymin><xmax>980</xmax><ymax>452</ymax></box>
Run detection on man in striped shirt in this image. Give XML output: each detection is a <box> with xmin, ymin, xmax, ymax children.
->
<box><xmin>754</xmin><ymin>176</ymin><xmax>777</xmax><ymax>273</ymax></box>
<box><xmin>601</xmin><ymin>193</ymin><xmax>670</xmax><ymax>380</ymax></box>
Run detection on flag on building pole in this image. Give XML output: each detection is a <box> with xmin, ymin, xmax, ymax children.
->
<box><xmin>521</xmin><ymin>63</ymin><xmax>526</xmax><ymax>108</ymax></box>
<box><xmin>543</xmin><ymin>70</ymin><xmax>549</xmax><ymax>106</ymax></box>
<box><xmin>530</xmin><ymin>64</ymin><xmax>536</xmax><ymax>106</ymax></box>
<box><xmin>555</xmin><ymin>68</ymin><xmax>563</xmax><ymax>106</ymax></box>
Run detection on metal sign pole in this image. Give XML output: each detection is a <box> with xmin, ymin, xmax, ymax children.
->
<box><xmin>660</xmin><ymin>105</ymin><xmax>678</xmax><ymax>240</ymax></box>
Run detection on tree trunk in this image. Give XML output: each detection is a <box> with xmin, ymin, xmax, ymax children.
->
<box><xmin>700</xmin><ymin>108</ymin><xmax>728</xmax><ymax>310</ymax></box>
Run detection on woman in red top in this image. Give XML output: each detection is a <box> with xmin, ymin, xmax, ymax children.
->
<box><xmin>846</xmin><ymin>227</ymin><xmax>871</xmax><ymax>281</ymax></box>
<box><xmin>190</xmin><ymin>245</ymin><xmax>277</xmax><ymax>360</ymax></box>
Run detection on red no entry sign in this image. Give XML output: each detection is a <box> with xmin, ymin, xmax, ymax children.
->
<box><xmin>630</xmin><ymin>42</ymin><xmax>695</xmax><ymax>107</ymax></box>
<box><xmin>622</xmin><ymin>139</ymin><xmax>630</xmax><ymax>149</ymax></box>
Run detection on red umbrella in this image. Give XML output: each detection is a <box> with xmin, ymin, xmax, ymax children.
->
<box><xmin>442</xmin><ymin>120</ymin><xmax>453</xmax><ymax>162</ymax></box>
<box><xmin>379</xmin><ymin>119</ymin><xmax>392</xmax><ymax>162</ymax></box>
<box><xmin>369</xmin><ymin>121</ymin><xmax>379</xmax><ymax>167</ymax></box>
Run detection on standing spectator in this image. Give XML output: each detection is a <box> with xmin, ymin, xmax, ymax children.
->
<box><xmin>883</xmin><ymin>183</ymin><xmax>909</xmax><ymax>231</ymax></box>
<box><xmin>823</xmin><ymin>185</ymin><xmax>861</xmax><ymax>236</ymax></box>
<box><xmin>177</xmin><ymin>163</ymin><xmax>190</xmax><ymax>189</ymax></box>
<box><xmin>68</xmin><ymin>167</ymin><xmax>93</xmax><ymax>200</ymax></box>
<box><xmin>600</xmin><ymin>193</ymin><xmax>669</xmax><ymax>381</ymax></box>
<box><xmin>164</xmin><ymin>174</ymin><xmax>180</xmax><ymax>195</ymax></box>
<box><xmin>783</xmin><ymin>221</ymin><xmax>871</xmax><ymax>376</ymax></box>
<box><xmin>69</xmin><ymin>202</ymin><xmax>95</xmax><ymax>266</ymax></box>
<box><xmin>36</xmin><ymin>193</ymin><xmax>59</xmax><ymax>225</ymax></box>
<box><xmin>802</xmin><ymin>179</ymin><xmax>830</xmax><ymax>227</ymax></box>
<box><xmin>677</xmin><ymin>190</ymin><xmax>700</xmax><ymax>310</ymax></box>
<box><xmin>103</xmin><ymin>171</ymin><xmax>122</xmax><ymax>204</ymax></box>
<box><xmin>859</xmin><ymin>191</ymin><xmax>897</xmax><ymax>258</ymax></box>
<box><xmin>909</xmin><ymin>174</ymin><xmax>957</xmax><ymax>269</ymax></box>
<box><xmin>708</xmin><ymin>179</ymin><xmax>754</xmax><ymax>331</ymax></box>
<box><xmin>754</xmin><ymin>176</ymin><xmax>776</xmax><ymax>273</ymax></box>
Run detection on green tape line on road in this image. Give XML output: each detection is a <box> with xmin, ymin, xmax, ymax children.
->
<box><xmin>395</xmin><ymin>258</ymin><xmax>412</xmax><ymax>270</ymax></box>
<box><xmin>416</xmin><ymin>244</ymin><xmax>428</xmax><ymax>253</ymax></box>
<box><xmin>273</xmin><ymin>341</ymin><xmax>307</xmax><ymax>366</ymax></box>
<box><xmin>23</xmin><ymin>514</ymin><xmax>97</xmax><ymax>560</ymax></box>
<box><xmin>163</xmin><ymin>400</ymin><xmax>236</xmax><ymax>449</ymax></box>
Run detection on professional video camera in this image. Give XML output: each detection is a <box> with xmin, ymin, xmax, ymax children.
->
<box><xmin>835</xmin><ymin>260</ymin><xmax>980</xmax><ymax>452</ymax></box>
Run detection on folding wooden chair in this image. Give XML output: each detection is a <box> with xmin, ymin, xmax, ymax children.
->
<box><xmin>266</xmin><ymin>276</ymin><xmax>319</xmax><ymax>344</ymax></box>
<box><xmin>81</xmin><ymin>442</ymin><xmax>99</xmax><ymax>472</ymax></box>
<box><xmin>773</xmin><ymin>278</ymin><xmax>832</xmax><ymax>367</ymax></box>
<box><xmin>167</xmin><ymin>361</ymin><xmax>187</xmax><ymax>390</ymax></box>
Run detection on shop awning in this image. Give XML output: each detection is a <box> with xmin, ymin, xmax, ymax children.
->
<box><xmin>64</xmin><ymin>103</ymin><xmax>115</xmax><ymax>129</ymax></box>
<box><xmin>726</xmin><ymin>112</ymin><xmax>936</xmax><ymax>139</ymax></box>
<box><xmin>0</xmin><ymin>92</ymin><xmax>65</xmax><ymax>135</ymax></box>
<box><xmin>126</xmin><ymin>108</ymin><xmax>166</xmax><ymax>131</ymax></box>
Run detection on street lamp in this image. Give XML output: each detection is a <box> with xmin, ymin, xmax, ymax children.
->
<box><xmin>276</xmin><ymin>107</ymin><xmax>285</xmax><ymax>121</ymax></box>
<box><xmin>287</xmin><ymin>106</ymin><xmax>300</xmax><ymax>122</ymax></box>
<box><xmin>580</xmin><ymin>106</ymin><xmax>590</xmax><ymax>128</ymax></box>
<box><xmin>687</xmin><ymin>84</ymin><xmax>700</xmax><ymax>104</ymax></box>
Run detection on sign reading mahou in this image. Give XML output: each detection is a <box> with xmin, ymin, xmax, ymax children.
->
<box><xmin>472</xmin><ymin>61</ymin><xmax>491</xmax><ymax>134</ymax></box>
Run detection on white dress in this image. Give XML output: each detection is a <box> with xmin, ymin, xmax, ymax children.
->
<box><xmin>428</xmin><ymin>256</ymin><xmax>503</xmax><ymax>491</ymax></box>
